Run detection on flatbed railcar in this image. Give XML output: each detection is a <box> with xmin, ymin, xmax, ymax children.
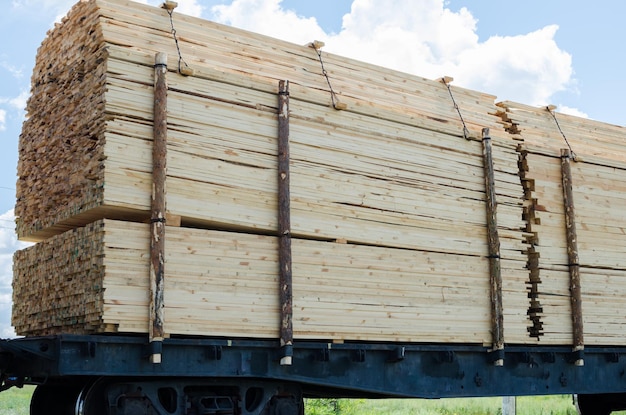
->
<box><xmin>2</xmin><ymin>335</ymin><xmax>626</xmax><ymax>414</ymax></box>
<box><xmin>6</xmin><ymin>1</ymin><xmax>626</xmax><ymax>414</ymax></box>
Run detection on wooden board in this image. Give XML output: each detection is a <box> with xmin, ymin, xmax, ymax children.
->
<box><xmin>13</xmin><ymin>219</ymin><xmax>530</xmax><ymax>343</ymax></box>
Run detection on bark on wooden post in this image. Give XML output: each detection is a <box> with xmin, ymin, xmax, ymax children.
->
<box><xmin>278</xmin><ymin>80</ymin><xmax>293</xmax><ymax>365</ymax></box>
<box><xmin>561</xmin><ymin>148</ymin><xmax>584</xmax><ymax>366</ymax></box>
<box><xmin>150</xmin><ymin>52</ymin><xmax>168</xmax><ymax>364</ymax></box>
<box><xmin>482</xmin><ymin>128</ymin><xmax>504</xmax><ymax>366</ymax></box>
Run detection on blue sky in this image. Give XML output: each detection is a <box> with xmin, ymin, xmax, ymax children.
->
<box><xmin>0</xmin><ymin>0</ymin><xmax>625</xmax><ymax>337</ymax></box>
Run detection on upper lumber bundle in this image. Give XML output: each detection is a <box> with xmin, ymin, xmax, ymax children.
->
<box><xmin>17</xmin><ymin>0</ymin><xmax>525</xmax><ymax>257</ymax></box>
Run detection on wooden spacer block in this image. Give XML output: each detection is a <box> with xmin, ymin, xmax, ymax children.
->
<box><xmin>179</xmin><ymin>66</ymin><xmax>195</xmax><ymax>77</ymax></box>
<box><xmin>546</xmin><ymin>104</ymin><xmax>557</xmax><ymax>111</ymax></box>
<box><xmin>162</xmin><ymin>1</ymin><xmax>178</xmax><ymax>11</ymax></box>
<box><xmin>165</xmin><ymin>213</ymin><xmax>182</xmax><ymax>227</ymax></box>
<box><xmin>333</xmin><ymin>101</ymin><xmax>348</xmax><ymax>111</ymax></box>
<box><xmin>439</xmin><ymin>76</ymin><xmax>454</xmax><ymax>84</ymax></box>
<box><xmin>306</xmin><ymin>40</ymin><xmax>326</xmax><ymax>50</ymax></box>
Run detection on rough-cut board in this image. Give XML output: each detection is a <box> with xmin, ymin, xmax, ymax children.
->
<box><xmin>11</xmin><ymin>219</ymin><xmax>528</xmax><ymax>343</ymax></box>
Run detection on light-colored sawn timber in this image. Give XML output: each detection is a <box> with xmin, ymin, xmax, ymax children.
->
<box><xmin>12</xmin><ymin>219</ymin><xmax>528</xmax><ymax>343</ymax></box>
<box><xmin>499</xmin><ymin>102</ymin><xmax>626</xmax><ymax>346</ymax></box>
<box><xmin>12</xmin><ymin>0</ymin><xmax>626</xmax><ymax>347</ymax></box>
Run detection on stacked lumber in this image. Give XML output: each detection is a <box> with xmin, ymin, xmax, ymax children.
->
<box><xmin>13</xmin><ymin>0</ymin><xmax>534</xmax><ymax>344</ymax></box>
<box><xmin>16</xmin><ymin>0</ymin><xmax>526</xmax><ymax>253</ymax></box>
<box><xmin>13</xmin><ymin>221</ymin><xmax>108</xmax><ymax>334</ymax></box>
<box><xmin>14</xmin><ymin>219</ymin><xmax>522</xmax><ymax>343</ymax></box>
<box><xmin>498</xmin><ymin>101</ymin><xmax>626</xmax><ymax>345</ymax></box>
<box><xmin>13</xmin><ymin>220</ymin><xmax>279</xmax><ymax>337</ymax></box>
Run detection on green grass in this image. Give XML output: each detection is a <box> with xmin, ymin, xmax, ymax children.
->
<box><xmin>2</xmin><ymin>386</ymin><xmax>623</xmax><ymax>414</ymax></box>
<box><xmin>305</xmin><ymin>395</ymin><xmax>579</xmax><ymax>415</ymax></box>
<box><xmin>0</xmin><ymin>385</ymin><xmax>35</xmax><ymax>415</ymax></box>
<box><xmin>305</xmin><ymin>396</ymin><xmax>626</xmax><ymax>415</ymax></box>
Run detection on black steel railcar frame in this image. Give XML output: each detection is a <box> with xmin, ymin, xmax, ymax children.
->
<box><xmin>1</xmin><ymin>335</ymin><xmax>626</xmax><ymax>399</ymax></box>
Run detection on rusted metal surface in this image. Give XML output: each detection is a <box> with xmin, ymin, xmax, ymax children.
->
<box><xmin>482</xmin><ymin>128</ymin><xmax>504</xmax><ymax>366</ymax></box>
<box><xmin>150</xmin><ymin>52</ymin><xmax>168</xmax><ymax>364</ymax></box>
<box><xmin>561</xmin><ymin>148</ymin><xmax>584</xmax><ymax>366</ymax></box>
<box><xmin>278</xmin><ymin>80</ymin><xmax>293</xmax><ymax>365</ymax></box>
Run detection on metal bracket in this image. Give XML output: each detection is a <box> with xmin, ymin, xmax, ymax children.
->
<box><xmin>82</xmin><ymin>341</ymin><xmax>97</xmax><ymax>358</ymax></box>
<box><xmin>207</xmin><ymin>345</ymin><xmax>222</xmax><ymax>361</ymax></box>
<box><xmin>353</xmin><ymin>349</ymin><xmax>366</xmax><ymax>363</ymax></box>
<box><xmin>387</xmin><ymin>346</ymin><xmax>405</xmax><ymax>363</ymax></box>
<box><xmin>488</xmin><ymin>349</ymin><xmax>505</xmax><ymax>365</ymax></box>
<box><xmin>317</xmin><ymin>347</ymin><xmax>330</xmax><ymax>362</ymax></box>
<box><xmin>145</xmin><ymin>340</ymin><xmax>163</xmax><ymax>359</ymax></box>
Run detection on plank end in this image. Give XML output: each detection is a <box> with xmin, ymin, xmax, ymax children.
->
<box><xmin>166</xmin><ymin>213</ymin><xmax>182</xmax><ymax>227</ymax></box>
<box><xmin>306</xmin><ymin>40</ymin><xmax>325</xmax><ymax>50</ymax></box>
<box><xmin>333</xmin><ymin>101</ymin><xmax>348</xmax><ymax>111</ymax></box>
<box><xmin>179</xmin><ymin>66</ymin><xmax>195</xmax><ymax>77</ymax></box>
<box><xmin>161</xmin><ymin>1</ymin><xmax>178</xmax><ymax>11</ymax></box>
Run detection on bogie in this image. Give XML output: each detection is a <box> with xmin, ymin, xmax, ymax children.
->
<box><xmin>30</xmin><ymin>377</ymin><xmax>303</xmax><ymax>415</ymax></box>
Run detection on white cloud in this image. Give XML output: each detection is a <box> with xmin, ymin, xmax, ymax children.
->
<box><xmin>1</xmin><ymin>90</ymin><xmax>29</xmax><ymax>113</ymax></box>
<box><xmin>134</xmin><ymin>0</ymin><xmax>205</xmax><ymax>17</ymax></box>
<box><xmin>11</xmin><ymin>0</ymin><xmax>71</xmax><ymax>8</ymax></box>
<box><xmin>168</xmin><ymin>0</ymin><xmax>205</xmax><ymax>17</ymax></box>
<box><xmin>558</xmin><ymin>105</ymin><xmax>588</xmax><ymax>119</ymax></box>
<box><xmin>0</xmin><ymin>209</ymin><xmax>32</xmax><ymax>339</ymax></box>
<box><xmin>453</xmin><ymin>25</ymin><xmax>572</xmax><ymax>106</ymax></box>
<box><xmin>333</xmin><ymin>0</ymin><xmax>479</xmax><ymax>67</ymax></box>
<box><xmin>0</xmin><ymin>61</ymin><xmax>24</xmax><ymax>80</ymax></box>
<box><xmin>11</xmin><ymin>0</ymin><xmax>75</xmax><ymax>23</ymax></box>
<box><xmin>11</xmin><ymin>0</ymin><xmax>204</xmax><ymax>24</ymax></box>
<box><xmin>209</xmin><ymin>0</ymin><xmax>575</xmax><ymax>108</ymax></box>
<box><xmin>212</xmin><ymin>0</ymin><xmax>327</xmax><ymax>44</ymax></box>
<box><xmin>0</xmin><ymin>90</ymin><xmax>29</xmax><ymax>126</ymax></box>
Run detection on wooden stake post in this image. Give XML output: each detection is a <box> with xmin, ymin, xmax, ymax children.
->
<box><xmin>482</xmin><ymin>128</ymin><xmax>504</xmax><ymax>365</ymax></box>
<box><xmin>278</xmin><ymin>80</ymin><xmax>293</xmax><ymax>365</ymax></box>
<box><xmin>150</xmin><ymin>52</ymin><xmax>168</xmax><ymax>364</ymax></box>
<box><xmin>561</xmin><ymin>148</ymin><xmax>584</xmax><ymax>366</ymax></box>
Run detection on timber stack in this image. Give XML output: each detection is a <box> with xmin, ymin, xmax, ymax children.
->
<box><xmin>497</xmin><ymin>102</ymin><xmax>626</xmax><ymax>346</ymax></box>
<box><xmin>11</xmin><ymin>0</ymin><xmax>626</xmax><ymax>349</ymax></box>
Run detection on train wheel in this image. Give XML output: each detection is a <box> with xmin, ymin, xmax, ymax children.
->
<box><xmin>577</xmin><ymin>393</ymin><xmax>626</xmax><ymax>415</ymax></box>
<box><xmin>75</xmin><ymin>377</ymin><xmax>109</xmax><ymax>415</ymax></box>
<box><xmin>30</xmin><ymin>382</ymin><xmax>84</xmax><ymax>415</ymax></box>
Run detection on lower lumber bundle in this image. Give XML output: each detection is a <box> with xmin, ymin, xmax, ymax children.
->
<box><xmin>13</xmin><ymin>219</ymin><xmax>530</xmax><ymax>344</ymax></box>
